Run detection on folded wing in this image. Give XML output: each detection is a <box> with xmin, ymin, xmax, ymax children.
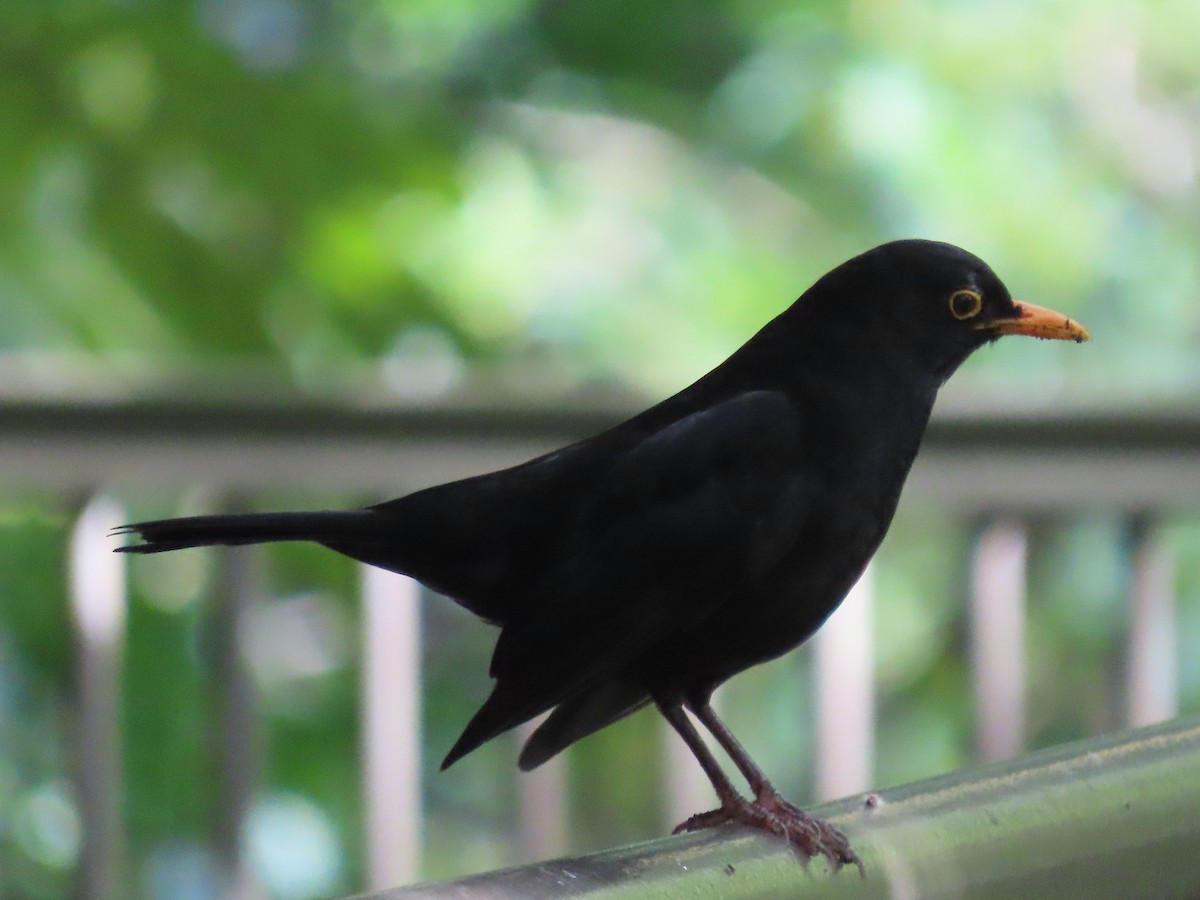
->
<box><xmin>443</xmin><ymin>389</ymin><xmax>809</xmax><ymax>767</ymax></box>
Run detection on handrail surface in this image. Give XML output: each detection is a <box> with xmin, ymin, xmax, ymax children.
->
<box><xmin>362</xmin><ymin>712</ymin><xmax>1200</xmax><ymax>899</ymax></box>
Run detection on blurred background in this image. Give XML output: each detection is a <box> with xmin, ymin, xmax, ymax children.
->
<box><xmin>2</xmin><ymin>0</ymin><xmax>1200</xmax><ymax>897</ymax></box>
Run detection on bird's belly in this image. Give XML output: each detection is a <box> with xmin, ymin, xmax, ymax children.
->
<box><xmin>641</xmin><ymin>509</ymin><xmax>887</xmax><ymax>696</ymax></box>
<box><xmin>635</xmin><ymin>433</ymin><xmax>921</xmax><ymax>698</ymax></box>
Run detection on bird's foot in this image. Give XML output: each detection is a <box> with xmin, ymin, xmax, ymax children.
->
<box><xmin>673</xmin><ymin>790</ymin><xmax>863</xmax><ymax>877</ymax></box>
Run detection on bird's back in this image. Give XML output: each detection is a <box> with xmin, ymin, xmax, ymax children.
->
<box><xmin>352</xmin><ymin>384</ymin><xmax>718</xmax><ymax>622</ymax></box>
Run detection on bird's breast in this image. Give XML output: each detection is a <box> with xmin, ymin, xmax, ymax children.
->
<box><xmin>645</xmin><ymin>398</ymin><xmax>933</xmax><ymax>692</ymax></box>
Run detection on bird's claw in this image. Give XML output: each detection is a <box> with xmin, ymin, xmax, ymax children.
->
<box><xmin>673</xmin><ymin>791</ymin><xmax>863</xmax><ymax>877</ymax></box>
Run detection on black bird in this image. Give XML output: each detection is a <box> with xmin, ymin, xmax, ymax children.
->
<box><xmin>114</xmin><ymin>240</ymin><xmax>1089</xmax><ymax>872</ymax></box>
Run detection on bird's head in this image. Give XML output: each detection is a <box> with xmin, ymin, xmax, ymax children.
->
<box><xmin>807</xmin><ymin>239</ymin><xmax>1090</xmax><ymax>382</ymax></box>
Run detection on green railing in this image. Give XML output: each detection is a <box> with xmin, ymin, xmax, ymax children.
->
<box><xmin>366</xmin><ymin>712</ymin><xmax>1200</xmax><ymax>899</ymax></box>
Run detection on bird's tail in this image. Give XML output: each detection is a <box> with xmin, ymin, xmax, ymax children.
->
<box><xmin>112</xmin><ymin>510</ymin><xmax>380</xmax><ymax>554</ymax></box>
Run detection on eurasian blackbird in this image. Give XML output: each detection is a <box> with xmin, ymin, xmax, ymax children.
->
<box><xmin>114</xmin><ymin>240</ymin><xmax>1089</xmax><ymax>873</ymax></box>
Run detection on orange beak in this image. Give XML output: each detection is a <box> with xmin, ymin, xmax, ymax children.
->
<box><xmin>981</xmin><ymin>300</ymin><xmax>1090</xmax><ymax>343</ymax></box>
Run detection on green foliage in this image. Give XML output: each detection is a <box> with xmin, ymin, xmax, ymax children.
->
<box><xmin>1</xmin><ymin>0</ymin><xmax>1199</xmax><ymax>896</ymax></box>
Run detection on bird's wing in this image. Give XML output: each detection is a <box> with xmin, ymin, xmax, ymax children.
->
<box><xmin>443</xmin><ymin>389</ymin><xmax>808</xmax><ymax>766</ymax></box>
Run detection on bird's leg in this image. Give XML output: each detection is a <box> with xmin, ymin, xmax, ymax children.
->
<box><xmin>658</xmin><ymin>702</ymin><xmax>748</xmax><ymax>816</ymax></box>
<box><xmin>678</xmin><ymin>700</ymin><xmax>863</xmax><ymax>876</ymax></box>
<box><xmin>690</xmin><ymin>700</ymin><xmax>774</xmax><ymax>796</ymax></box>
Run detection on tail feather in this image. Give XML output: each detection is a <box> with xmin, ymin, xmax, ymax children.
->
<box><xmin>517</xmin><ymin>681</ymin><xmax>650</xmax><ymax>771</ymax></box>
<box><xmin>112</xmin><ymin>510</ymin><xmax>379</xmax><ymax>553</ymax></box>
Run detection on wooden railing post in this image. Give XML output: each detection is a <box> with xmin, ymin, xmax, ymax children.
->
<box><xmin>212</xmin><ymin>538</ymin><xmax>266</xmax><ymax>899</ymax></box>
<box><xmin>969</xmin><ymin>519</ymin><xmax>1027</xmax><ymax>761</ymax></box>
<box><xmin>68</xmin><ymin>495</ymin><xmax>128</xmax><ymax>900</ymax></box>
<box><xmin>1125</xmin><ymin>515</ymin><xmax>1178</xmax><ymax>727</ymax></box>
<box><xmin>362</xmin><ymin>568</ymin><xmax>423</xmax><ymax>889</ymax></box>
<box><xmin>813</xmin><ymin>563</ymin><xmax>875</xmax><ymax>800</ymax></box>
<box><xmin>515</xmin><ymin>720</ymin><xmax>569</xmax><ymax>862</ymax></box>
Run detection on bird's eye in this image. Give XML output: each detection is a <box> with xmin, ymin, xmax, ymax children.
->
<box><xmin>948</xmin><ymin>289</ymin><xmax>983</xmax><ymax>320</ymax></box>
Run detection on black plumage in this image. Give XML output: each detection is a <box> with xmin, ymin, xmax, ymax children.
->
<box><xmin>114</xmin><ymin>239</ymin><xmax>1089</xmax><ymax>871</ymax></box>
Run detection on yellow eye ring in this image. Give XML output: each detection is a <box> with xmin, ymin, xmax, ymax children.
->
<box><xmin>949</xmin><ymin>289</ymin><xmax>983</xmax><ymax>320</ymax></box>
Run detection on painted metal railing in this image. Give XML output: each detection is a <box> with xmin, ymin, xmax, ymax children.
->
<box><xmin>368</xmin><ymin>712</ymin><xmax>1200</xmax><ymax>899</ymax></box>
